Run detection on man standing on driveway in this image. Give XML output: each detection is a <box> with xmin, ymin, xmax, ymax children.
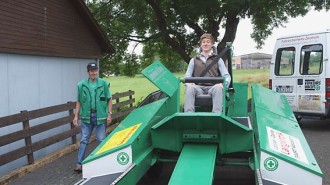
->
<box><xmin>73</xmin><ymin>62</ymin><xmax>112</xmax><ymax>172</ymax></box>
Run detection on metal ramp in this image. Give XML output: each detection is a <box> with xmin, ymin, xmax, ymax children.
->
<box><xmin>76</xmin><ymin>164</ymin><xmax>136</xmax><ymax>185</ymax></box>
<box><xmin>77</xmin><ymin>173</ymin><xmax>122</xmax><ymax>185</ymax></box>
<box><xmin>169</xmin><ymin>144</ymin><xmax>217</xmax><ymax>185</ymax></box>
<box><xmin>232</xmin><ymin>117</ymin><xmax>251</xmax><ymax>128</ymax></box>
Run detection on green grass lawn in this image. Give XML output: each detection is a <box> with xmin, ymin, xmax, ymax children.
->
<box><xmin>105</xmin><ymin>69</ymin><xmax>270</xmax><ymax>106</ymax></box>
<box><xmin>233</xmin><ymin>69</ymin><xmax>269</xmax><ymax>87</ymax></box>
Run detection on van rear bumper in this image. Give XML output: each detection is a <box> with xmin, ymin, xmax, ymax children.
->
<box><xmin>294</xmin><ymin>110</ymin><xmax>330</xmax><ymax>120</ymax></box>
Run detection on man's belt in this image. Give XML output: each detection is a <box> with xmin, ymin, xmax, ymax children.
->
<box><xmin>91</xmin><ymin>109</ymin><xmax>96</xmax><ymax>113</ymax></box>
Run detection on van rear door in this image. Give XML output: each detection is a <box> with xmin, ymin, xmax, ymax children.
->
<box><xmin>271</xmin><ymin>46</ymin><xmax>298</xmax><ymax>112</ymax></box>
<box><xmin>271</xmin><ymin>33</ymin><xmax>327</xmax><ymax>117</ymax></box>
<box><xmin>296</xmin><ymin>43</ymin><xmax>325</xmax><ymax>115</ymax></box>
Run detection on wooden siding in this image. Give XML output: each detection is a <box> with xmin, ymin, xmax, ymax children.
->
<box><xmin>0</xmin><ymin>0</ymin><xmax>108</xmax><ymax>59</ymax></box>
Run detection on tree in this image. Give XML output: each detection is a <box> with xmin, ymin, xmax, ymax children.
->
<box><xmin>87</xmin><ymin>0</ymin><xmax>329</xmax><ymax>67</ymax></box>
<box><xmin>122</xmin><ymin>53</ymin><xmax>140</xmax><ymax>77</ymax></box>
<box><xmin>140</xmin><ymin>40</ymin><xmax>185</xmax><ymax>72</ymax></box>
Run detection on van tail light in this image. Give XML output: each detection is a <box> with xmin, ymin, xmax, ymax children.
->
<box><xmin>326</xmin><ymin>78</ymin><xmax>330</xmax><ymax>99</ymax></box>
<box><xmin>327</xmin><ymin>92</ymin><xmax>330</xmax><ymax>99</ymax></box>
<box><xmin>326</xmin><ymin>78</ymin><xmax>330</xmax><ymax>108</ymax></box>
<box><xmin>269</xmin><ymin>79</ymin><xmax>272</xmax><ymax>90</ymax></box>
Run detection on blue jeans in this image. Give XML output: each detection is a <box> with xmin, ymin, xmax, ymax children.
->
<box><xmin>76</xmin><ymin>113</ymin><xmax>106</xmax><ymax>165</ymax></box>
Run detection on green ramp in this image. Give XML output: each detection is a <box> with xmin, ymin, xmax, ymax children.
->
<box><xmin>251</xmin><ymin>83</ymin><xmax>323</xmax><ymax>185</ymax></box>
<box><xmin>169</xmin><ymin>144</ymin><xmax>217</xmax><ymax>185</ymax></box>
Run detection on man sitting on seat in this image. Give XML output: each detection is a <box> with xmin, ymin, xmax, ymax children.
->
<box><xmin>184</xmin><ymin>33</ymin><xmax>231</xmax><ymax>113</ymax></box>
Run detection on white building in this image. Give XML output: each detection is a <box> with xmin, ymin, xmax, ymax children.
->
<box><xmin>233</xmin><ymin>53</ymin><xmax>272</xmax><ymax>69</ymax></box>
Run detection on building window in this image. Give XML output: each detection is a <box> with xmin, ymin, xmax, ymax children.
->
<box><xmin>299</xmin><ymin>44</ymin><xmax>323</xmax><ymax>75</ymax></box>
<box><xmin>275</xmin><ymin>47</ymin><xmax>295</xmax><ymax>76</ymax></box>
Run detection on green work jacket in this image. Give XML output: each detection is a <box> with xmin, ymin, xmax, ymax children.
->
<box><xmin>77</xmin><ymin>78</ymin><xmax>112</xmax><ymax>124</ymax></box>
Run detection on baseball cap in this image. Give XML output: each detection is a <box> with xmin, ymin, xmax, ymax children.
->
<box><xmin>87</xmin><ymin>63</ymin><xmax>98</xmax><ymax>71</ymax></box>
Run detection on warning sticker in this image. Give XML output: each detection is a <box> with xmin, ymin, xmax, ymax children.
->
<box><xmin>267</xmin><ymin>127</ymin><xmax>308</xmax><ymax>164</ymax></box>
<box><xmin>96</xmin><ymin>123</ymin><xmax>141</xmax><ymax>155</ymax></box>
<box><xmin>298</xmin><ymin>95</ymin><xmax>321</xmax><ymax>111</ymax></box>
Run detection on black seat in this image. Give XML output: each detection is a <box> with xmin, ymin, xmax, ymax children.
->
<box><xmin>195</xmin><ymin>94</ymin><xmax>213</xmax><ymax>112</ymax></box>
<box><xmin>195</xmin><ymin>94</ymin><xmax>213</xmax><ymax>107</ymax></box>
<box><xmin>195</xmin><ymin>88</ymin><xmax>234</xmax><ymax>113</ymax></box>
<box><xmin>183</xmin><ymin>77</ymin><xmax>226</xmax><ymax>112</ymax></box>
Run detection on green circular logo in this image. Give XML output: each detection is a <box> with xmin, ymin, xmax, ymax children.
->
<box><xmin>117</xmin><ymin>152</ymin><xmax>129</xmax><ymax>165</ymax></box>
<box><xmin>264</xmin><ymin>157</ymin><xmax>278</xmax><ymax>171</ymax></box>
<box><xmin>316</xmin><ymin>85</ymin><xmax>320</xmax><ymax>91</ymax></box>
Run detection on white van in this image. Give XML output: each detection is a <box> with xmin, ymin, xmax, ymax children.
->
<box><xmin>269</xmin><ymin>30</ymin><xmax>330</xmax><ymax>121</ymax></box>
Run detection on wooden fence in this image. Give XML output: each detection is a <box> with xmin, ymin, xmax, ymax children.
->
<box><xmin>0</xmin><ymin>90</ymin><xmax>135</xmax><ymax>167</ymax></box>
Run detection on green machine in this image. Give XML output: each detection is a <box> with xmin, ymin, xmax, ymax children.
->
<box><xmin>75</xmin><ymin>45</ymin><xmax>323</xmax><ymax>185</ymax></box>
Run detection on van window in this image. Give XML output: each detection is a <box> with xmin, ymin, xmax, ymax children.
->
<box><xmin>300</xmin><ymin>44</ymin><xmax>323</xmax><ymax>75</ymax></box>
<box><xmin>275</xmin><ymin>47</ymin><xmax>295</xmax><ymax>76</ymax></box>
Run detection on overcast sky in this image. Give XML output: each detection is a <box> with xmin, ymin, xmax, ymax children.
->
<box><xmin>232</xmin><ymin>9</ymin><xmax>330</xmax><ymax>56</ymax></box>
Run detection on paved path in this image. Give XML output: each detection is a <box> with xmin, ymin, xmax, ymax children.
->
<box><xmin>7</xmin><ymin>142</ymin><xmax>97</xmax><ymax>185</ymax></box>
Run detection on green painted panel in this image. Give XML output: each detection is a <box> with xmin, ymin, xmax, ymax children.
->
<box><xmin>251</xmin><ymin>83</ymin><xmax>323</xmax><ymax>176</ymax></box>
<box><xmin>169</xmin><ymin>144</ymin><xmax>217</xmax><ymax>185</ymax></box>
<box><xmin>83</xmin><ymin>98</ymin><xmax>168</xmax><ymax>164</ymax></box>
<box><xmin>252</xmin><ymin>83</ymin><xmax>296</xmax><ymax>122</ymax></box>
<box><xmin>151</xmin><ymin>112</ymin><xmax>253</xmax><ymax>154</ymax></box>
<box><xmin>142</xmin><ymin>60</ymin><xmax>179</xmax><ymax>97</ymax></box>
<box><xmin>227</xmin><ymin>83</ymin><xmax>248</xmax><ymax>117</ymax></box>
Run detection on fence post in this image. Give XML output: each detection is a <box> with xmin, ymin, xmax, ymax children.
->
<box><xmin>68</xmin><ymin>101</ymin><xmax>77</xmax><ymax>144</ymax></box>
<box><xmin>115</xmin><ymin>97</ymin><xmax>120</xmax><ymax>113</ymax></box>
<box><xmin>129</xmin><ymin>90</ymin><xmax>133</xmax><ymax>108</ymax></box>
<box><xmin>21</xmin><ymin>110</ymin><xmax>34</xmax><ymax>165</ymax></box>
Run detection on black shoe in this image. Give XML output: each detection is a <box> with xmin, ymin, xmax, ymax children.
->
<box><xmin>74</xmin><ymin>165</ymin><xmax>82</xmax><ymax>172</ymax></box>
